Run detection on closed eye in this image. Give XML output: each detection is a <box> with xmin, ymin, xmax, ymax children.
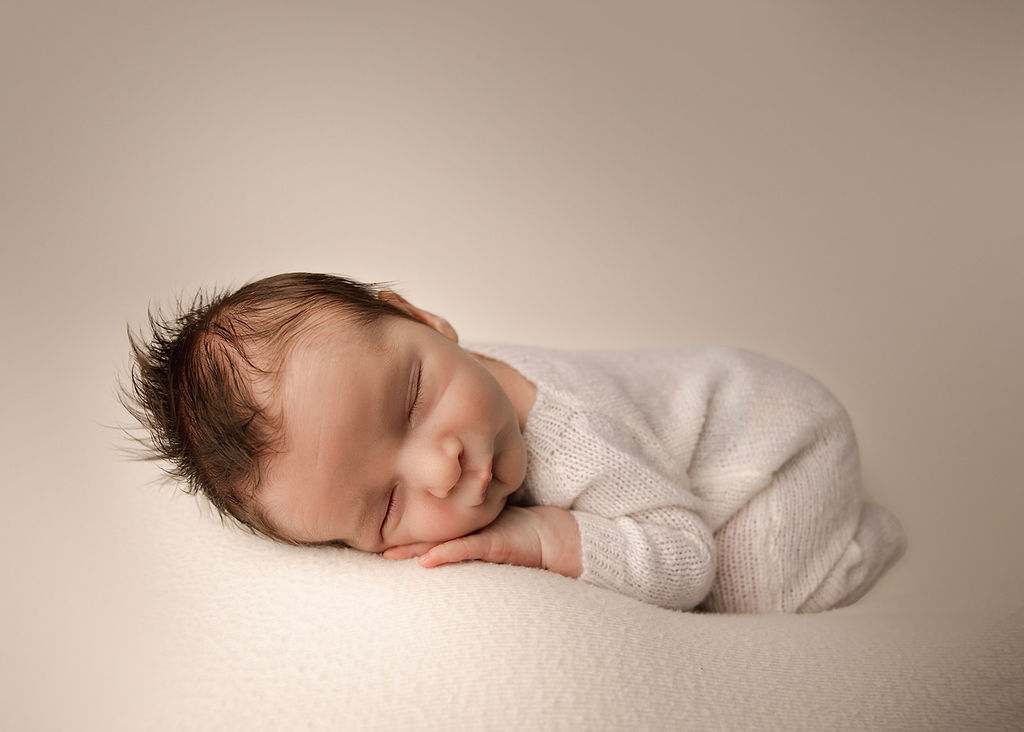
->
<box><xmin>408</xmin><ymin>361</ymin><xmax>423</xmax><ymax>422</ymax></box>
<box><xmin>381</xmin><ymin>485</ymin><xmax>398</xmax><ymax>536</ymax></box>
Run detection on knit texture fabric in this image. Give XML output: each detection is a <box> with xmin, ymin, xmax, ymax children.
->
<box><xmin>468</xmin><ymin>343</ymin><xmax>905</xmax><ymax>613</ymax></box>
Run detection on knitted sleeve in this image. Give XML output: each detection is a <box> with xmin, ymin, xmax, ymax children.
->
<box><xmin>525</xmin><ymin>393</ymin><xmax>717</xmax><ymax>611</ymax></box>
<box><xmin>572</xmin><ymin>505</ymin><xmax>716</xmax><ymax>611</ymax></box>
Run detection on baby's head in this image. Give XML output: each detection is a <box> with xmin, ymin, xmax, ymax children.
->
<box><xmin>125</xmin><ymin>272</ymin><xmax>528</xmax><ymax>551</ymax></box>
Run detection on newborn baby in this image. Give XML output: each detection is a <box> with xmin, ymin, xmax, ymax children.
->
<box><xmin>125</xmin><ymin>272</ymin><xmax>905</xmax><ymax>612</ymax></box>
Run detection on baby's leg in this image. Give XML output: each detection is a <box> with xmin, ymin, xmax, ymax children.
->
<box><xmin>797</xmin><ymin>500</ymin><xmax>905</xmax><ymax>613</ymax></box>
<box><xmin>701</xmin><ymin>409</ymin><xmax>900</xmax><ymax>613</ymax></box>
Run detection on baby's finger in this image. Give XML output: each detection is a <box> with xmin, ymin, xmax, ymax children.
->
<box><xmin>419</xmin><ymin>534</ymin><xmax>492</xmax><ymax>568</ymax></box>
<box><xmin>382</xmin><ymin>542</ymin><xmax>439</xmax><ymax>560</ymax></box>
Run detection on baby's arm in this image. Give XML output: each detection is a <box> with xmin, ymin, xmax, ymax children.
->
<box><xmin>383</xmin><ymin>505</ymin><xmax>582</xmax><ymax>578</ymax></box>
<box><xmin>543</xmin><ymin>448</ymin><xmax>717</xmax><ymax>611</ymax></box>
<box><xmin>569</xmin><ymin>505</ymin><xmax>716</xmax><ymax>610</ymax></box>
<box><xmin>386</xmin><ymin>470</ymin><xmax>717</xmax><ymax>611</ymax></box>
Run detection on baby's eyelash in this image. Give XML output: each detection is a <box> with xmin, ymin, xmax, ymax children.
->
<box><xmin>381</xmin><ymin>486</ymin><xmax>398</xmax><ymax>534</ymax></box>
<box><xmin>408</xmin><ymin>362</ymin><xmax>423</xmax><ymax>421</ymax></box>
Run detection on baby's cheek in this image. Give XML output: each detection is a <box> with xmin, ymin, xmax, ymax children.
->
<box><xmin>407</xmin><ymin>501</ymin><xmax>470</xmax><ymax>543</ymax></box>
<box><xmin>452</xmin><ymin>504</ymin><xmax>498</xmax><ymax>540</ymax></box>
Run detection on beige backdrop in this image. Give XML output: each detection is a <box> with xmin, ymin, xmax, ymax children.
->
<box><xmin>3</xmin><ymin>1</ymin><xmax>1022</xmax><ymax>729</ymax></box>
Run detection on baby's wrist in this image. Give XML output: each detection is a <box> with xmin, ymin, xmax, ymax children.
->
<box><xmin>531</xmin><ymin>506</ymin><xmax>582</xmax><ymax>578</ymax></box>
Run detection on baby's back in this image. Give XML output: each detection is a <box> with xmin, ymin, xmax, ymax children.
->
<box><xmin>567</xmin><ymin>347</ymin><xmax>854</xmax><ymax>524</ymax></box>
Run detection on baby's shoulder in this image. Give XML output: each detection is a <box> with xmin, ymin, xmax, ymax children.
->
<box><xmin>469</xmin><ymin>342</ymin><xmax>843</xmax><ymax>418</ymax></box>
<box><xmin>558</xmin><ymin>346</ymin><xmax>823</xmax><ymax>405</ymax></box>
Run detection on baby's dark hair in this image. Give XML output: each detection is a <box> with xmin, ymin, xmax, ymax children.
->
<box><xmin>123</xmin><ymin>272</ymin><xmax>414</xmax><ymax>539</ymax></box>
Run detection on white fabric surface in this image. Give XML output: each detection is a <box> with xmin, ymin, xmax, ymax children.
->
<box><xmin>106</xmin><ymin>488</ymin><xmax>1020</xmax><ymax>731</ymax></box>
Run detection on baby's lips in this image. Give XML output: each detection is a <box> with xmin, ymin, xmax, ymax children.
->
<box><xmin>467</xmin><ymin>461</ymin><xmax>493</xmax><ymax>501</ymax></box>
<box><xmin>478</xmin><ymin>467</ymin><xmax>494</xmax><ymax>495</ymax></box>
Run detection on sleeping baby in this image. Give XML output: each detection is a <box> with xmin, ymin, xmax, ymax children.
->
<box><xmin>125</xmin><ymin>272</ymin><xmax>905</xmax><ymax>612</ymax></box>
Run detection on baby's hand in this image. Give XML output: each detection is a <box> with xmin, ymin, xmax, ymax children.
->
<box><xmin>383</xmin><ymin>506</ymin><xmax>582</xmax><ymax>578</ymax></box>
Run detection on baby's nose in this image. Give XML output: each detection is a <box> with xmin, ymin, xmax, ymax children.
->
<box><xmin>423</xmin><ymin>436</ymin><xmax>463</xmax><ymax>499</ymax></box>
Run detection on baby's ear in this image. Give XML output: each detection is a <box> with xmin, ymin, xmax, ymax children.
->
<box><xmin>379</xmin><ymin>289</ymin><xmax>459</xmax><ymax>342</ymax></box>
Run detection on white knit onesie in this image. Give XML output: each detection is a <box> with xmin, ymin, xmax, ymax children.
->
<box><xmin>468</xmin><ymin>343</ymin><xmax>905</xmax><ymax>613</ymax></box>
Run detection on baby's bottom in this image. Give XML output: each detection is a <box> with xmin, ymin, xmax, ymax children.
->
<box><xmin>700</xmin><ymin>428</ymin><xmax>905</xmax><ymax>614</ymax></box>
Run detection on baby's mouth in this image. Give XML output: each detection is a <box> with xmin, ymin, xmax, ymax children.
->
<box><xmin>468</xmin><ymin>462</ymin><xmax>493</xmax><ymax>504</ymax></box>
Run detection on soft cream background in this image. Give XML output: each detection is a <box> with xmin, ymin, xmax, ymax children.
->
<box><xmin>2</xmin><ymin>1</ymin><xmax>1021</xmax><ymax>729</ymax></box>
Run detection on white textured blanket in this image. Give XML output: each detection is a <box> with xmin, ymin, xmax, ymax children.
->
<box><xmin>110</xmin><ymin>491</ymin><xmax>1021</xmax><ymax>731</ymax></box>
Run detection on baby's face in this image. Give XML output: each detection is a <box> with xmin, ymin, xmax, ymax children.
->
<box><xmin>258</xmin><ymin>309</ymin><xmax>528</xmax><ymax>552</ymax></box>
